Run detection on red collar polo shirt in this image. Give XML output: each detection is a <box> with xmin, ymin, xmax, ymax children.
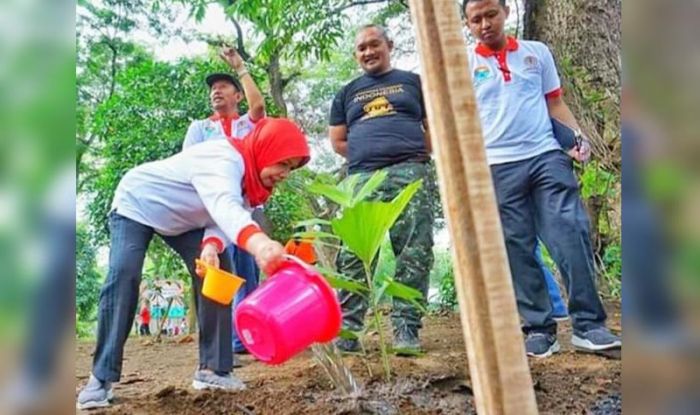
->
<box><xmin>182</xmin><ymin>111</ymin><xmax>259</xmax><ymax>150</ymax></box>
<box><xmin>466</xmin><ymin>36</ymin><xmax>564</xmax><ymax>165</ymax></box>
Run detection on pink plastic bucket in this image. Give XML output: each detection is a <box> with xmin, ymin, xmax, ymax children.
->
<box><xmin>234</xmin><ymin>256</ymin><xmax>342</xmax><ymax>365</ymax></box>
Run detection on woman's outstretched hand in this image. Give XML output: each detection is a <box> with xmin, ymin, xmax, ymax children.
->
<box><xmin>246</xmin><ymin>233</ymin><xmax>285</xmax><ymax>276</ymax></box>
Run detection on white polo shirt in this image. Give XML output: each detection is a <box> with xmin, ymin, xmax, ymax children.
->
<box><xmin>467</xmin><ymin>37</ymin><xmax>563</xmax><ymax>165</ymax></box>
<box><xmin>182</xmin><ymin>112</ymin><xmax>257</xmax><ymax>149</ymax></box>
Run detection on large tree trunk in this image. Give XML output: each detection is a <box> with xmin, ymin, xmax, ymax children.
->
<box><xmin>524</xmin><ymin>0</ymin><xmax>621</xmax><ymax>171</ymax></box>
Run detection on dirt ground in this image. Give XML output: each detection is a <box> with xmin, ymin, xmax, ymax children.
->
<box><xmin>75</xmin><ymin>303</ymin><xmax>621</xmax><ymax>414</ymax></box>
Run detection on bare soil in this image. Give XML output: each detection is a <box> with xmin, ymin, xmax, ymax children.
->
<box><xmin>76</xmin><ymin>303</ymin><xmax>621</xmax><ymax>414</ymax></box>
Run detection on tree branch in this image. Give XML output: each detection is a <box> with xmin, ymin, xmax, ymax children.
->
<box><xmin>106</xmin><ymin>40</ymin><xmax>118</xmax><ymax>100</ymax></box>
<box><xmin>230</xmin><ymin>16</ymin><xmax>252</xmax><ymax>61</ymax></box>
<box><xmin>225</xmin><ymin>0</ymin><xmax>251</xmax><ymax>61</ymax></box>
<box><xmin>281</xmin><ymin>71</ymin><xmax>302</xmax><ymax>89</ymax></box>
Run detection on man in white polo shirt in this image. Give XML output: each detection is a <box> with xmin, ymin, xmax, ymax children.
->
<box><xmin>183</xmin><ymin>47</ymin><xmax>265</xmax><ymax>147</ymax></box>
<box><xmin>182</xmin><ymin>46</ymin><xmax>267</xmax><ymax>359</ymax></box>
<box><xmin>462</xmin><ymin>0</ymin><xmax>621</xmax><ymax>358</ymax></box>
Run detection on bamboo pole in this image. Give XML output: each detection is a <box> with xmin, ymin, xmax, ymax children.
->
<box><xmin>407</xmin><ymin>0</ymin><xmax>539</xmax><ymax>413</ymax></box>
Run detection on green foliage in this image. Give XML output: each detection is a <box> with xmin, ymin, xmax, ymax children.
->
<box><xmin>76</xmin><ymin>320</ymin><xmax>96</xmax><ymax>339</ymax></box>
<box><xmin>436</xmin><ymin>269</ymin><xmax>458</xmax><ymax>310</ymax></box>
<box><xmin>580</xmin><ymin>161</ymin><xmax>617</xmax><ymax>201</ymax></box>
<box><xmin>84</xmin><ymin>56</ymin><xmax>222</xmax><ymax>244</ymax></box>
<box><xmin>538</xmin><ymin>243</ymin><xmax>557</xmax><ymax>272</ymax></box>
<box><xmin>76</xmin><ymin>224</ymin><xmax>103</xmax><ymax>327</ymax></box>
<box><xmin>265</xmin><ymin>169</ymin><xmax>319</xmax><ymax>243</ymax></box>
<box><xmin>308</xmin><ymin>171</ymin><xmax>389</xmax><ymax>209</ymax></box>
<box><xmin>380</xmin><ymin>278</ymin><xmax>426</xmax><ymax>313</ymax></box>
<box><xmin>310</xmin><ymin>171</ymin><xmax>421</xmax><ymax>266</ymax></box>
<box><xmin>307</xmin><ymin>172</ymin><xmax>424</xmax><ymax>380</ymax></box>
<box><xmin>81</xmin><ymin>55</ymin><xmax>229</xmax><ymax>284</ymax></box>
<box><xmin>374</xmin><ymin>238</ymin><xmax>396</xmax><ymax>294</ymax></box>
<box><xmin>644</xmin><ymin>163</ymin><xmax>686</xmax><ymax>203</ymax></box>
<box><xmin>223</xmin><ymin>0</ymin><xmax>348</xmax><ymax>64</ymax></box>
<box><xmin>578</xmin><ymin>161</ymin><xmax>622</xmax><ymax>296</ymax></box>
<box><xmin>330</xmin><ymin>181</ymin><xmax>419</xmax><ymax>266</ymax></box>
<box><xmin>77</xmin><ymin>0</ymin><xmax>177</xmax><ymax>189</ymax></box>
<box><xmin>601</xmin><ymin>244</ymin><xmax>621</xmax><ymax>298</ymax></box>
<box><xmin>142</xmin><ymin>239</ymin><xmax>192</xmax><ymax>281</ymax></box>
<box><xmin>678</xmin><ymin>239</ymin><xmax>700</xmax><ymax>286</ymax></box>
<box><xmin>429</xmin><ymin>250</ymin><xmax>457</xmax><ymax>311</ymax></box>
<box><xmin>316</xmin><ymin>266</ymin><xmax>370</xmax><ymax>295</ymax></box>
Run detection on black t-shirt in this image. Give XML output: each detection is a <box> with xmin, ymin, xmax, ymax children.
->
<box><xmin>329</xmin><ymin>69</ymin><xmax>428</xmax><ymax>173</ymax></box>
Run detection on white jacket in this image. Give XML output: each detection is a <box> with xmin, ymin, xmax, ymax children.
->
<box><xmin>111</xmin><ymin>139</ymin><xmax>258</xmax><ymax>250</ymax></box>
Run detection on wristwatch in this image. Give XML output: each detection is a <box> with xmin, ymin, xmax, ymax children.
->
<box><xmin>236</xmin><ymin>65</ymin><xmax>249</xmax><ymax>78</ymax></box>
<box><xmin>574</xmin><ymin>128</ymin><xmax>584</xmax><ymax>150</ymax></box>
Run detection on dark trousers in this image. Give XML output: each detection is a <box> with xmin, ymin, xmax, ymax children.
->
<box><xmin>230</xmin><ymin>245</ymin><xmax>260</xmax><ymax>352</ymax></box>
<box><xmin>92</xmin><ymin>211</ymin><xmax>233</xmax><ymax>382</ymax></box>
<box><xmin>139</xmin><ymin>323</ymin><xmax>151</xmax><ymax>336</ymax></box>
<box><xmin>490</xmin><ymin>150</ymin><xmax>607</xmax><ymax>334</ymax></box>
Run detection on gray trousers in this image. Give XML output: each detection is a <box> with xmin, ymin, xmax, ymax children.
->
<box><xmin>92</xmin><ymin>211</ymin><xmax>233</xmax><ymax>382</ymax></box>
<box><xmin>490</xmin><ymin>150</ymin><xmax>607</xmax><ymax>334</ymax></box>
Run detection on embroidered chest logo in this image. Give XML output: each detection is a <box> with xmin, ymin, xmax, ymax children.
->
<box><xmin>236</xmin><ymin>123</ymin><xmax>252</xmax><ymax>138</ymax></box>
<box><xmin>473</xmin><ymin>65</ymin><xmax>494</xmax><ymax>86</ymax></box>
<box><xmin>523</xmin><ymin>55</ymin><xmax>540</xmax><ymax>72</ymax></box>
<box><xmin>204</xmin><ymin>122</ymin><xmax>219</xmax><ymax>138</ymax></box>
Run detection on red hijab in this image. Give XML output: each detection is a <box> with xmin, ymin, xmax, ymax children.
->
<box><xmin>228</xmin><ymin>118</ymin><xmax>310</xmax><ymax>206</ymax></box>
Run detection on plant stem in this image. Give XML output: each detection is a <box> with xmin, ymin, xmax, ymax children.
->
<box><xmin>364</xmin><ymin>263</ymin><xmax>391</xmax><ymax>381</ymax></box>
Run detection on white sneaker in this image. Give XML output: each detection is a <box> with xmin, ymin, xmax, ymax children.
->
<box><xmin>192</xmin><ymin>369</ymin><xmax>246</xmax><ymax>391</ymax></box>
<box><xmin>76</xmin><ymin>374</ymin><xmax>113</xmax><ymax>410</ymax></box>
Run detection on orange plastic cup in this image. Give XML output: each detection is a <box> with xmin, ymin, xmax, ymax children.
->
<box><xmin>196</xmin><ymin>259</ymin><xmax>246</xmax><ymax>305</ymax></box>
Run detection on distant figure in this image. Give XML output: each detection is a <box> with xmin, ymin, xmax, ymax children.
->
<box><xmin>138</xmin><ymin>300</ymin><xmax>151</xmax><ymax>336</ymax></box>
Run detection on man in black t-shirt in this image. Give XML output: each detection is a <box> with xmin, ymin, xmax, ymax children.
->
<box><xmin>329</xmin><ymin>24</ymin><xmax>435</xmax><ymax>355</ymax></box>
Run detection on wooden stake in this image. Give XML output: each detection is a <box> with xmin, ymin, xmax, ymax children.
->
<box><xmin>407</xmin><ymin>0</ymin><xmax>539</xmax><ymax>413</ymax></box>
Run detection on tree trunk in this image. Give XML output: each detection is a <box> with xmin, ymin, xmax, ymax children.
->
<box><xmin>187</xmin><ymin>287</ymin><xmax>197</xmax><ymax>335</ymax></box>
<box><xmin>267</xmin><ymin>50</ymin><xmax>288</xmax><ymax>117</ymax></box>
<box><xmin>523</xmin><ymin>0</ymin><xmax>621</xmax><ymax>171</ymax></box>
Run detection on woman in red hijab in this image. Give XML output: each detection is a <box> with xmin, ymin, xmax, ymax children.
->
<box><xmin>78</xmin><ymin>118</ymin><xmax>310</xmax><ymax>408</ymax></box>
<box><xmin>197</xmin><ymin>117</ymin><xmax>312</xmax><ymax>276</ymax></box>
<box><xmin>229</xmin><ymin>117</ymin><xmax>310</xmax><ymax>207</ymax></box>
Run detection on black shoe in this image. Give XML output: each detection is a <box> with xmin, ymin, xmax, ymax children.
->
<box><xmin>335</xmin><ymin>338</ymin><xmax>361</xmax><ymax>353</ymax></box>
<box><xmin>525</xmin><ymin>332</ymin><xmax>560</xmax><ymax>358</ymax></box>
<box><xmin>393</xmin><ymin>326</ymin><xmax>422</xmax><ymax>356</ymax></box>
